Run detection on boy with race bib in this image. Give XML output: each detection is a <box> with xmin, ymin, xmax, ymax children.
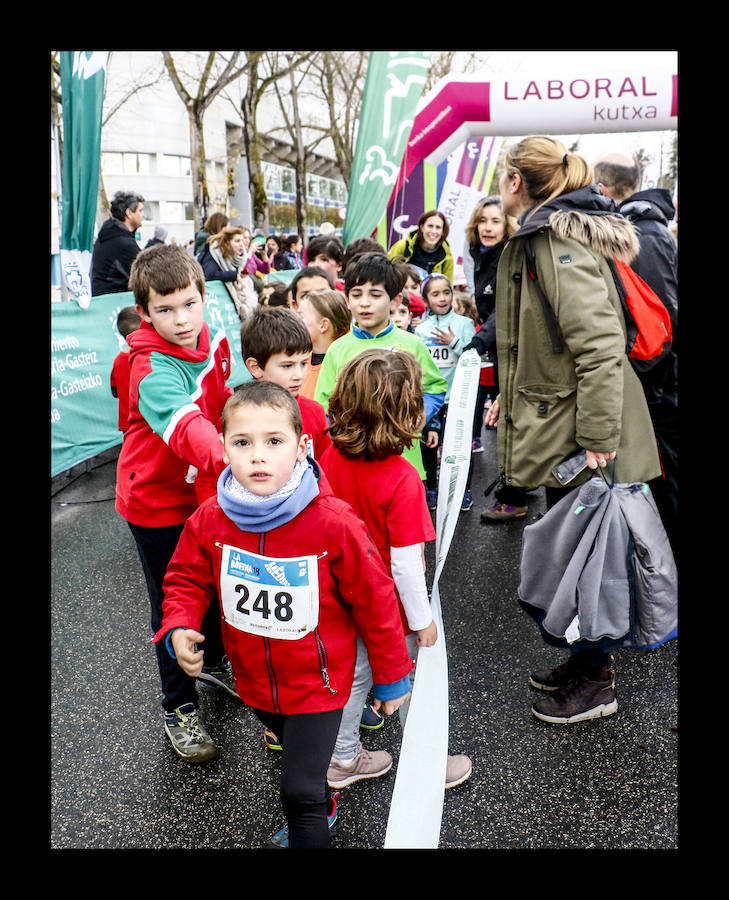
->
<box><xmin>153</xmin><ymin>380</ymin><xmax>412</xmax><ymax>848</ymax></box>
<box><xmin>415</xmin><ymin>273</ymin><xmax>477</xmax><ymax>510</ymax></box>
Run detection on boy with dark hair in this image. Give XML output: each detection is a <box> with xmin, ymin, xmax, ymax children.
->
<box><xmin>110</xmin><ymin>306</ymin><xmax>141</xmax><ymax>433</ymax></box>
<box><xmin>305</xmin><ymin>234</ymin><xmax>345</xmax><ymax>286</ymax></box>
<box><xmin>241</xmin><ymin>305</ymin><xmax>332</xmax><ymax>464</ymax></box>
<box><xmin>289</xmin><ymin>265</ymin><xmax>336</xmax><ymax>309</ymax></box>
<box><xmin>314</xmin><ymin>253</ymin><xmax>448</xmax><ymax>479</ymax></box>
<box><xmin>116</xmin><ymin>243</ymin><xmax>239</xmax><ymax>763</ymax></box>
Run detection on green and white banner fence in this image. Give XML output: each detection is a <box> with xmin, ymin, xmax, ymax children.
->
<box><xmin>51</xmin><ymin>282</ymin><xmax>251</xmax><ymax>477</ymax></box>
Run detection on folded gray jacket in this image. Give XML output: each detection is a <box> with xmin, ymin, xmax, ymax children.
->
<box><xmin>518</xmin><ymin>476</ymin><xmax>677</xmax><ymax>649</ymax></box>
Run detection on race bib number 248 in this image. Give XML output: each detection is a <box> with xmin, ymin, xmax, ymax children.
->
<box><xmin>220</xmin><ymin>545</ymin><xmax>319</xmax><ymax>640</ymax></box>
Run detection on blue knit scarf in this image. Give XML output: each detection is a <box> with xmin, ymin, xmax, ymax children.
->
<box><xmin>216</xmin><ymin>459</ymin><xmax>320</xmax><ymax>533</ymax></box>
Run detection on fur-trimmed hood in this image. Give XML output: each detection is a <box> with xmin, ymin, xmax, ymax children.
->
<box><xmin>515</xmin><ymin>185</ymin><xmax>641</xmax><ymax>264</ymax></box>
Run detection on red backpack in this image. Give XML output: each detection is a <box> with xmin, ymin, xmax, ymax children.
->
<box><xmin>524</xmin><ymin>238</ymin><xmax>673</xmax><ymax>372</ymax></box>
<box><xmin>608</xmin><ymin>258</ymin><xmax>673</xmax><ymax>371</ymax></box>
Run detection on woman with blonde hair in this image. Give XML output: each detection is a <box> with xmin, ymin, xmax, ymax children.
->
<box><xmin>296</xmin><ymin>289</ymin><xmax>351</xmax><ymax>399</ymax></box>
<box><xmin>197</xmin><ymin>225</ymin><xmax>257</xmax><ymax>321</ymax></box>
<box><xmin>485</xmin><ymin>135</ymin><xmax>662</xmax><ymax>725</ymax></box>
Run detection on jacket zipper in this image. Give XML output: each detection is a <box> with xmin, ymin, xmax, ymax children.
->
<box><xmin>256</xmin><ymin>533</ymin><xmax>336</xmax><ymax>705</ymax></box>
<box><xmin>257</xmin><ymin>532</ymin><xmax>282</xmax><ymax>714</ymax></box>
<box><xmin>314</xmin><ymin>628</ymin><xmax>338</xmax><ymax>695</ymax></box>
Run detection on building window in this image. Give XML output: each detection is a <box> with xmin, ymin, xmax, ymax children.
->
<box><xmin>101</xmin><ymin>152</ymin><xmax>123</xmax><ymax>175</ymax></box>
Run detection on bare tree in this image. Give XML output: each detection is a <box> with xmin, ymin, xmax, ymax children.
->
<box><xmin>236</xmin><ymin>52</ymin><xmax>314</xmax><ymax>233</ymax></box>
<box><xmin>267</xmin><ymin>52</ymin><xmax>327</xmax><ymax>239</ymax></box>
<box><xmin>162</xmin><ymin>51</ymin><xmax>251</xmax><ymax>228</ymax></box>
<box><xmin>97</xmin><ymin>53</ymin><xmax>164</xmax><ymax>224</ymax></box>
<box><xmin>305</xmin><ymin>50</ymin><xmax>368</xmax><ymax>188</ymax></box>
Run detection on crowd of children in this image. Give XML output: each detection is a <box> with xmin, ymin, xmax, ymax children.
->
<box><xmin>110</xmin><ymin>224</ymin><xmax>495</xmax><ymax>849</ymax></box>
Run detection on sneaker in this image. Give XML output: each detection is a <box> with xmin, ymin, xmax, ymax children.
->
<box><xmin>425</xmin><ymin>488</ymin><xmax>438</xmax><ymax>510</ymax></box>
<box><xmin>263</xmin><ymin>728</ymin><xmax>282</xmax><ymax>751</ymax></box>
<box><xmin>531</xmin><ymin>670</ymin><xmax>617</xmax><ymax>724</ymax></box>
<box><xmin>445</xmin><ymin>754</ymin><xmax>472</xmax><ymax>789</ymax></box>
<box><xmin>268</xmin><ymin>792</ymin><xmax>341</xmax><ymax>848</ymax></box>
<box><xmin>164</xmin><ymin>703</ymin><xmax>219</xmax><ymax>763</ymax></box>
<box><xmin>360</xmin><ymin>703</ymin><xmax>384</xmax><ymax>731</ymax></box>
<box><xmin>471</xmin><ymin>438</ymin><xmax>483</xmax><ymax>453</ymax></box>
<box><xmin>529</xmin><ymin>654</ymin><xmax>581</xmax><ymax>691</ymax></box>
<box><xmin>479</xmin><ymin>502</ymin><xmax>527</xmax><ymax>522</ymax></box>
<box><xmin>327</xmin><ymin>748</ymin><xmax>393</xmax><ymax>789</ymax></box>
<box><xmin>460</xmin><ymin>490</ymin><xmax>473</xmax><ymax>511</ymax></box>
<box><xmin>197</xmin><ymin>656</ymin><xmax>240</xmax><ymax>700</ymax></box>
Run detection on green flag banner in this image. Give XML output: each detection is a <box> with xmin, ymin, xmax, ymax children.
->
<box><xmin>51</xmin><ymin>282</ymin><xmax>252</xmax><ymax>477</ymax></box>
<box><xmin>342</xmin><ymin>51</ymin><xmax>431</xmax><ymax>246</ymax></box>
<box><xmin>60</xmin><ymin>51</ymin><xmax>108</xmax><ymax>309</ymax></box>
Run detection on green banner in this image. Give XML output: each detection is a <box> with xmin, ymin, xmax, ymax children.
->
<box><xmin>51</xmin><ymin>282</ymin><xmax>252</xmax><ymax>477</ymax></box>
<box><xmin>60</xmin><ymin>51</ymin><xmax>108</xmax><ymax>309</ymax></box>
<box><xmin>342</xmin><ymin>51</ymin><xmax>431</xmax><ymax>246</ymax></box>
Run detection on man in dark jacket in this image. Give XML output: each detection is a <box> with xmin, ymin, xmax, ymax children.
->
<box><xmin>91</xmin><ymin>190</ymin><xmax>145</xmax><ymax>296</ymax></box>
<box><xmin>594</xmin><ymin>153</ymin><xmax>678</xmax><ymax>554</ymax></box>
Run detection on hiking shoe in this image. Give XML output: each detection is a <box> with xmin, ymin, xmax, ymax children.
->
<box><xmin>164</xmin><ymin>703</ymin><xmax>219</xmax><ymax>763</ymax></box>
<box><xmin>263</xmin><ymin>728</ymin><xmax>282</xmax><ymax>751</ymax></box>
<box><xmin>360</xmin><ymin>703</ymin><xmax>384</xmax><ymax>731</ymax></box>
<box><xmin>460</xmin><ymin>490</ymin><xmax>473</xmax><ymax>511</ymax></box>
<box><xmin>425</xmin><ymin>488</ymin><xmax>438</xmax><ymax>510</ymax></box>
<box><xmin>445</xmin><ymin>754</ymin><xmax>472</xmax><ymax>789</ymax></box>
<box><xmin>472</xmin><ymin>438</ymin><xmax>483</xmax><ymax>453</ymax></box>
<box><xmin>529</xmin><ymin>654</ymin><xmax>581</xmax><ymax>692</ymax></box>
<box><xmin>531</xmin><ymin>671</ymin><xmax>617</xmax><ymax>724</ymax></box>
<box><xmin>197</xmin><ymin>656</ymin><xmax>240</xmax><ymax>700</ymax></box>
<box><xmin>327</xmin><ymin>748</ymin><xmax>393</xmax><ymax>788</ymax></box>
<box><xmin>268</xmin><ymin>792</ymin><xmax>341</xmax><ymax>848</ymax></box>
<box><xmin>480</xmin><ymin>502</ymin><xmax>527</xmax><ymax>522</ymax></box>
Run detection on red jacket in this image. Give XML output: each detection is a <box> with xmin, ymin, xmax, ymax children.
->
<box><xmin>154</xmin><ymin>480</ymin><xmax>413</xmax><ymax>715</ymax></box>
<box><xmin>110</xmin><ymin>349</ymin><xmax>132</xmax><ymax>432</ymax></box>
<box><xmin>115</xmin><ymin>321</ymin><xmax>233</xmax><ymax>527</ymax></box>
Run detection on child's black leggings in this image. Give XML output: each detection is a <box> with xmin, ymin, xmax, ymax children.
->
<box><xmin>253</xmin><ymin>707</ymin><xmax>343</xmax><ymax>848</ymax></box>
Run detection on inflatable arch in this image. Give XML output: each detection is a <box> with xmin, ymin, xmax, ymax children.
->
<box><xmin>380</xmin><ymin>54</ymin><xmax>677</xmax><ymax>259</ymax></box>
<box><xmin>393</xmin><ymin>56</ymin><xmax>677</xmax><ymax>194</ymax></box>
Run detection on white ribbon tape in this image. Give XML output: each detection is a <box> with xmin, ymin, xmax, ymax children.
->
<box><xmin>384</xmin><ymin>349</ymin><xmax>481</xmax><ymax>848</ymax></box>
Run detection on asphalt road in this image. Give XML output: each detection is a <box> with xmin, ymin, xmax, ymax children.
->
<box><xmin>50</xmin><ymin>427</ymin><xmax>678</xmax><ymax>852</ymax></box>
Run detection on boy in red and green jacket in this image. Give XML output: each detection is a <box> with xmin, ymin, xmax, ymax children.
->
<box><xmin>116</xmin><ymin>243</ymin><xmax>237</xmax><ymax>763</ymax></box>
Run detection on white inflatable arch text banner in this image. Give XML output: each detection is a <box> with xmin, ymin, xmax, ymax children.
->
<box><xmin>393</xmin><ymin>55</ymin><xmax>677</xmax><ymax>195</ymax></box>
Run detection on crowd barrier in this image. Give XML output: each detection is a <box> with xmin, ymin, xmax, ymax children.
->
<box><xmin>51</xmin><ymin>281</ymin><xmax>251</xmax><ymax>477</ymax></box>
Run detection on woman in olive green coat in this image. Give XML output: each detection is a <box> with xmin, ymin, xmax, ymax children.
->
<box><xmin>485</xmin><ymin>136</ymin><xmax>662</xmax><ymax>725</ymax></box>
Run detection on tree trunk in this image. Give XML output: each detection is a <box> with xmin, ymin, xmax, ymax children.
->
<box><xmin>289</xmin><ymin>63</ymin><xmax>307</xmax><ymax>239</ymax></box>
<box><xmin>189</xmin><ymin>106</ymin><xmax>209</xmax><ymax>229</ymax></box>
<box><xmin>240</xmin><ymin>57</ymin><xmax>268</xmax><ymax>233</ymax></box>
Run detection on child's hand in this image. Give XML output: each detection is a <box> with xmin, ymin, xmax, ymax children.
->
<box><xmin>416</xmin><ymin>620</ymin><xmax>438</xmax><ymax>647</ymax></box>
<box><xmin>373</xmin><ymin>692</ymin><xmax>411</xmax><ymax>716</ymax></box>
<box><xmin>170</xmin><ymin>628</ymin><xmax>205</xmax><ymax>678</ymax></box>
<box><xmin>484</xmin><ymin>398</ymin><xmax>500</xmax><ymax>428</ymax></box>
<box><xmin>424</xmin><ymin>430</ymin><xmax>438</xmax><ymax>449</ymax></box>
<box><xmin>432</xmin><ymin>325</ymin><xmax>456</xmax><ymax>345</ymax></box>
